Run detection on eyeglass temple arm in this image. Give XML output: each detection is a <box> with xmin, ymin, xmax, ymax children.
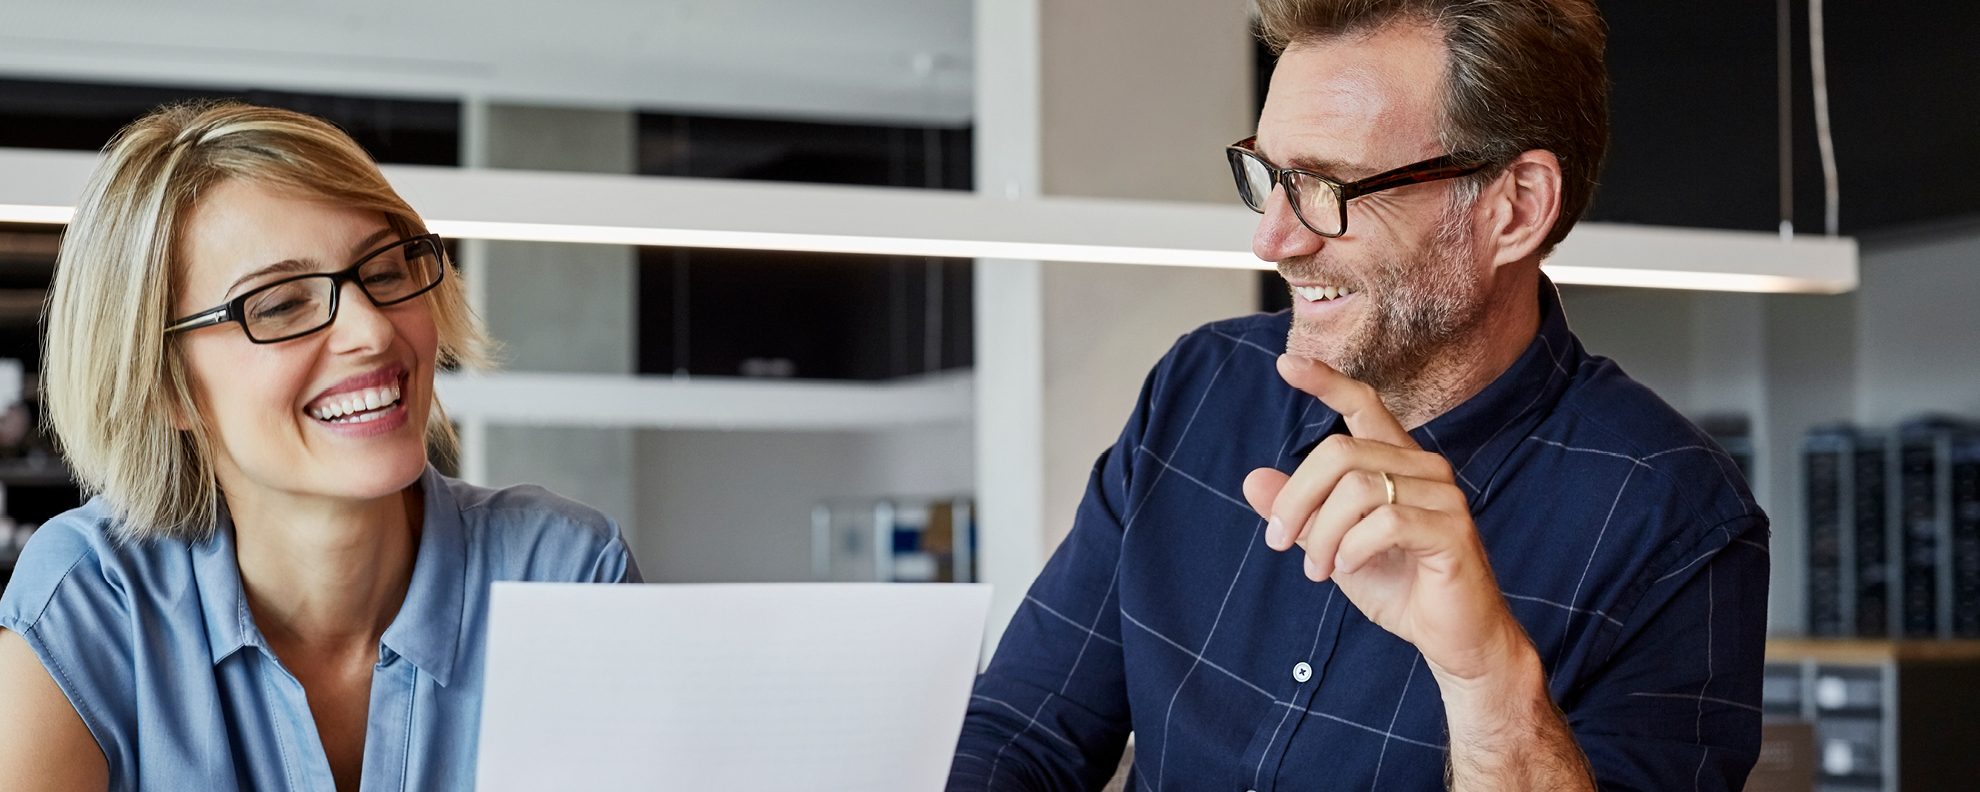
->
<box><xmin>1340</xmin><ymin>157</ymin><xmax>1484</xmax><ymax>200</ymax></box>
<box><xmin>164</xmin><ymin>306</ymin><xmax>231</xmax><ymax>334</ymax></box>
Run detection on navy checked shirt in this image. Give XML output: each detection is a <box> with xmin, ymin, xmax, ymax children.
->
<box><xmin>949</xmin><ymin>278</ymin><xmax>1770</xmax><ymax>791</ymax></box>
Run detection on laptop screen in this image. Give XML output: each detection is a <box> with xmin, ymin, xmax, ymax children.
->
<box><xmin>476</xmin><ymin>582</ymin><xmax>990</xmax><ymax>791</ymax></box>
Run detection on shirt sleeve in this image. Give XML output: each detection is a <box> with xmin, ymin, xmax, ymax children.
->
<box><xmin>1562</xmin><ymin>515</ymin><xmax>1771</xmax><ymax>791</ymax></box>
<box><xmin>947</xmin><ymin>350</ymin><xmax>1173</xmax><ymax>792</ymax></box>
<box><xmin>482</xmin><ymin>482</ymin><xmax>643</xmax><ymax>585</ymax></box>
<box><xmin>0</xmin><ymin>520</ymin><xmax>135</xmax><ymax>788</ymax></box>
<box><xmin>559</xmin><ymin>514</ymin><xmax>638</xmax><ymax>584</ymax></box>
<box><xmin>602</xmin><ymin>532</ymin><xmax>642</xmax><ymax>584</ymax></box>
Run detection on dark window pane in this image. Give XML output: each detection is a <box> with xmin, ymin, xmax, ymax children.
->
<box><xmin>0</xmin><ymin>78</ymin><xmax>460</xmax><ymax>166</ymax></box>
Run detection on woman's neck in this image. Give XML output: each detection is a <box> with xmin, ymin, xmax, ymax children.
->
<box><xmin>227</xmin><ymin>483</ymin><xmax>423</xmax><ymax>654</ymax></box>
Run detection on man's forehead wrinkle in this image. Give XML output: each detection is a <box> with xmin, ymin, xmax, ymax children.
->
<box><xmin>1263</xmin><ymin>69</ymin><xmax>1425</xmax><ymax>176</ymax></box>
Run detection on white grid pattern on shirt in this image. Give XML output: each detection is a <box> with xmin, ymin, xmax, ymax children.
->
<box><xmin>1154</xmin><ymin>526</ymin><xmax>1259</xmax><ymax>789</ymax></box>
<box><xmin>1370</xmin><ymin>656</ymin><xmax>1421</xmax><ymax>787</ymax></box>
<box><xmin>1419</xmin><ymin>424</ymin><xmax>1484</xmax><ymax>496</ymax></box>
<box><xmin>1693</xmin><ymin>565</ymin><xmax>1715</xmax><ymax>792</ymax></box>
<box><xmin>988</xmin><ymin>336</ymin><xmax>1246</xmax><ymax>787</ymax></box>
<box><xmin>1655</xmin><ymin>547</ymin><xmax>1724</xmax><ymax>586</ymax></box>
<box><xmin>1501</xmin><ymin>592</ymin><xmax>1623</xmax><ymax>628</ymax></box>
<box><xmin>1025</xmin><ymin>595</ymin><xmax>1123</xmax><ymax>648</ymax></box>
<box><xmin>1626</xmin><ymin>692</ymin><xmax>1760</xmax><ymax>714</ymax></box>
<box><xmin>1457</xmin><ymin>334</ymin><xmax>1577</xmax><ymax>488</ymax></box>
<box><xmin>1253</xmin><ymin>585</ymin><xmax>1338</xmax><ymax>788</ymax></box>
<box><xmin>1210</xmin><ymin>328</ymin><xmax>1282</xmax><ymax>359</ymax></box>
<box><xmin>1138</xmin><ymin>443</ymin><xmax>1650</xmax><ymax>644</ymax></box>
<box><xmin>971</xmin><ymin>694</ymin><xmax>1081</xmax><ymax>750</ymax></box>
<box><xmin>1556</xmin><ymin>463</ymin><xmax>1636</xmax><ymax>666</ymax></box>
<box><xmin>1176</xmin><ymin>329</ymin><xmax>1447</xmax><ymax>787</ymax></box>
<box><xmin>1122</xmin><ymin>604</ymin><xmax>1451</xmax><ymax>756</ymax></box>
<box><xmin>1270</xmin><ymin>701</ymin><xmax>1449</xmax><ymax>751</ymax></box>
<box><xmin>1643</xmin><ymin>444</ymin><xmax>1754</xmax><ymax>520</ymax></box>
<box><xmin>1526</xmin><ymin>433</ymin><xmax>1752</xmax><ymax>575</ymax></box>
<box><xmin>986</xmin><ymin>321</ymin><xmax>1755</xmax><ymax>789</ymax></box>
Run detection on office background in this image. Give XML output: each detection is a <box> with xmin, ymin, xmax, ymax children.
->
<box><xmin>2</xmin><ymin>1</ymin><xmax>1979</xmax><ymax>788</ymax></box>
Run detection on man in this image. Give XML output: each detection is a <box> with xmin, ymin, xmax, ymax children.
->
<box><xmin>948</xmin><ymin>1</ymin><xmax>1768</xmax><ymax>790</ymax></box>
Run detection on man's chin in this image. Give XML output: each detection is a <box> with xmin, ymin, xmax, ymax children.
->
<box><xmin>1285</xmin><ymin>322</ymin><xmax>1354</xmax><ymax>373</ymax></box>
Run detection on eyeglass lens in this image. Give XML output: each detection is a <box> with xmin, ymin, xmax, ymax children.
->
<box><xmin>1227</xmin><ymin>149</ymin><xmax>1344</xmax><ymax>236</ymax></box>
<box><xmin>241</xmin><ymin>238</ymin><xmax>442</xmax><ymax>341</ymax></box>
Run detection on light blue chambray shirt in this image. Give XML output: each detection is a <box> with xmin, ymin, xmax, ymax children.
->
<box><xmin>0</xmin><ymin>466</ymin><xmax>641</xmax><ymax>791</ymax></box>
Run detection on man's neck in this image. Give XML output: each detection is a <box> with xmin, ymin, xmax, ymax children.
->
<box><xmin>1382</xmin><ymin>272</ymin><xmax>1543</xmax><ymax>430</ymax></box>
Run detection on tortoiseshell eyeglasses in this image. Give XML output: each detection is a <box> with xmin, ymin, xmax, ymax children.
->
<box><xmin>1225</xmin><ymin>136</ymin><xmax>1489</xmax><ymax>238</ymax></box>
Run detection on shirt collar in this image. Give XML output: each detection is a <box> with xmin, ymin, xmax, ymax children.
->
<box><xmin>379</xmin><ymin>466</ymin><xmax>468</xmax><ymax>686</ymax></box>
<box><xmin>192</xmin><ymin>507</ymin><xmax>261</xmax><ymax>666</ymax></box>
<box><xmin>192</xmin><ymin>465</ymin><xmax>469</xmax><ymax>686</ymax></box>
<box><xmin>1289</xmin><ymin>276</ymin><xmax>1581</xmax><ymax>507</ymax></box>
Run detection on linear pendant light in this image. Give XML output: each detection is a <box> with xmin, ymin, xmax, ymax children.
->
<box><xmin>0</xmin><ymin>147</ymin><xmax>1856</xmax><ymax>294</ymax></box>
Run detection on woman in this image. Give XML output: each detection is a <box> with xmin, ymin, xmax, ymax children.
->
<box><xmin>0</xmin><ymin>102</ymin><xmax>640</xmax><ymax>791</ymax></box>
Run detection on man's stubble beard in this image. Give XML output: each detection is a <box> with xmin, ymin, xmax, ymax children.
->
<box><xmin>1283</xmin><ymin>202</ymin><xmax>1485</xmax><ymax>394</ymax></box>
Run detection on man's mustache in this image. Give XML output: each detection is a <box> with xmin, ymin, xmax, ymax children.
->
<box><xmin>1276</xmin><ymin>256</ymin><xmax>1361</xmax><ymax>289</ymax></box>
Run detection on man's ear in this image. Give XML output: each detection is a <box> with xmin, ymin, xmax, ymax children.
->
<box><xmin>1478</xmin><ymin>149</ymin><xmax>1564</xmax><ymax>268</ymax></box>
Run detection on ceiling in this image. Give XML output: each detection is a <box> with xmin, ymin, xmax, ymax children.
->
<box><xmin>1593</xmin><ymin>0</ymin><xmax>1980</xmax><ymax>237</ymax></box>
<box><xmin>0</xmin><ymin>0</ymin><xmax>974</xmax><ymax>124</ymax></box>
<box><xmin>6</xmin><ymin>1</ymin><xmax>1976</xmax><ymax>235</ymax></box>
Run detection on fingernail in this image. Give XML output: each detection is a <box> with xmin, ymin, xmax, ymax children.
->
<box><xmin>1304</xmin><ymin>553</ymin><xmax>1324</xmax><ymax>581</ymax></box>
<box><xmin>1266</xmin><ymin>515</ymin><xmax>1285</xmax><ymax>547</ymax></box>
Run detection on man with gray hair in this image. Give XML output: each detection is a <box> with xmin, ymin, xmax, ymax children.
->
<box><xmin>950</xmin><ymin>1</ymin><xmax>1768</xmax><ymax>789</ymax></box>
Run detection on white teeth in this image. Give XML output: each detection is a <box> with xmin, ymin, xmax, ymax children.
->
<box><xmin>308</xmin><ymin>384</ymin><xmax>403</xmax><ymax>422</ymax></box>
<box><xmin>1293</xmin><ymin>285</ymin><xmax>1354</xmax><ymax>303</ymax></box>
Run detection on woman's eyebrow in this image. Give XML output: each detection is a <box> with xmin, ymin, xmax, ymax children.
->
<box><xmin>224</xmin><ymin>258</ymin><xmax>319</xmax><ymax>299</ymax></box>
<box><xmin>222</xmin><ymin>228</ymin><xmax>398</xmax><ymax>298</ymax></box>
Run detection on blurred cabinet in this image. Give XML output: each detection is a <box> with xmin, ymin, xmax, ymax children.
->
<box><xmin>812</xmin><ymin>497</ymin><xmax>975</xmax><ymax>584</ymax></box>
<box><xmin>1764</xmin><ymin>640</ymin><xmax>1980</xmax><ymax>790</ymax></box>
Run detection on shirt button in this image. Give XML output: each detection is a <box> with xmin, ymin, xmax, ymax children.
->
<box><xmin>1292</xmin><ymin>661</ymin><xmax>1313</xmax><ymax>683</ymax></box>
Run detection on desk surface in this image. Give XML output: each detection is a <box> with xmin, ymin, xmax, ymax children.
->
<box><xmin>1765</xmin><ymin>638</ymin><xmax>1980</xmax><ymax>664</ymax></box>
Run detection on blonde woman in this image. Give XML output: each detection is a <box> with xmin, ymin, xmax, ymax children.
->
<box><xmin>0</xmin><ymin>102</ymin><xmax>640</xmax><ymax>792</ymax></box>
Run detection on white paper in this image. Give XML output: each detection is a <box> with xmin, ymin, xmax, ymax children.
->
<box><xmin>475</xmin><ymin>582</ymin><xmax>991</xmax><ymax>792</ymax></box>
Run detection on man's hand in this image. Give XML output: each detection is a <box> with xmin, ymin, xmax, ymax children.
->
<box><xmin>1241</xmin><ymin>353</ymin><xmax>1527</xmax><ymax>684</ymax></box>
<box><xmin>1244</xmin><ymin>354</ymin><xmax>1594</xmax><ymax>789</ymax></box>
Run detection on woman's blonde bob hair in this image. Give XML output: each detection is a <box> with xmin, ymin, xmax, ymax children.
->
<box><xmin>43</xmin><ymin>100</ymin><xmax>491</xmax><ymax>542</ymax></box>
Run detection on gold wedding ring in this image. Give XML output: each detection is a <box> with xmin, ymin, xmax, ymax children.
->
<box><xmin>1381</xmin><ymin>470</ymin><xmax>1397</xmax><ymax>506</ymax></box>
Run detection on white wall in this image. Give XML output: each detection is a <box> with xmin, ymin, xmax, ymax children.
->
<box><xmin>1039</xmin><ymin>263</ymin><xmax>1258</xmax><ymax>553</ymax></box>
<box><xmin>471</xmin><ymin>105</ymin><xmax>642</xmax><ymax>541</ymax></box>
<box><xmin>1853</xmin><ymin>228</ymin><xmax>1980</xmax><ymax>426</ymax></box>
<box><xmin>971</xmin><ymin>0</ymin><xmax>1258</xmax><ymax>649</ymax></box>
<box><xmin>631</xmin><ymin>423</ymin><xmax>975</xmax><ymax>583</ymax></box>
<box><xmin>1556</xmin><ymin>286</ymin><xmax>1701</xmax><ymax>408</ymax></box>
<box><xmin>1556</xmin><ymin>226</ymin><xmax>1980</xmax><ymax>635</ymax></box>
<box><xmin>0</xmin><ymin>0</ymin><xmax>972</xmax><ymax>124</ymax></box>
<box><xmin>1758</xmin><ymin>290</ymin><xmax>1858</xmax><ymax>636</ymax></box>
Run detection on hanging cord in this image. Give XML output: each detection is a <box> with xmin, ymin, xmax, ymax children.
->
<box><xmin>1777</xmin><ymin>0</ymin><xmax>1794</xmax><ymax>239</ymax></box>
<box><xmin>1809</xmin><ymin>0</ymin><xmax>1841</xmax><ymax>235</ymax></box>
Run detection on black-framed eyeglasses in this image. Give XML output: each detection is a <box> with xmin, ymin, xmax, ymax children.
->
<box><xmin>164</xmin><ymin>234</ymin><xmax>447</xmax><ymax>344</ymax></box>
<box><xmin>1225</xmin><ymin>136</ymin><xmax>1488</xmax><ymax>238</ymax></box>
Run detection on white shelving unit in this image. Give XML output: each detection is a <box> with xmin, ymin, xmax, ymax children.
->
<box><xmin>0</xmin><ymin>147</ymin><xmax>1859</xmax><ymax>294</ymax></box>
<box><xmin>436</xmin><ymin>370</ymin><xmax>973</xmax><ymax>432</ymax></box>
